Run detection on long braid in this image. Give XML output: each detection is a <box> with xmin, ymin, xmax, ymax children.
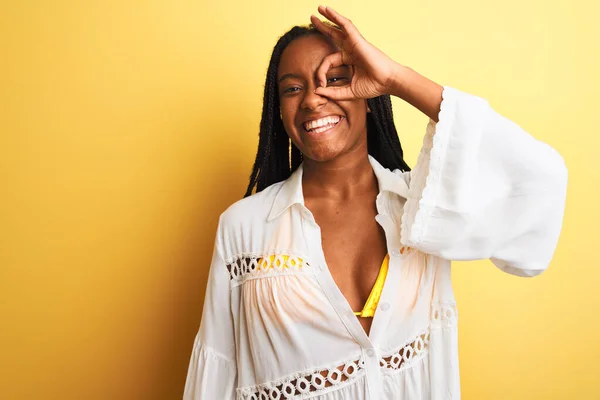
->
<box><xmin>244</xmin><ymin>26</ymin><xmax>410</xmax><ymax>197</ymax></box>
<box><xmin>366</xmin><ymin>96</ymin><xmax>411</xmax><ymax>172</ymax></box>
<box><xmin>290</xmin><ymin>142</ymin><xmax>303</xmax><ymax>172</ymax></box>
<box><xmin>244</xmin><ymin>27</ymin><xmax>308</xmax><ymax>197</ymax></box>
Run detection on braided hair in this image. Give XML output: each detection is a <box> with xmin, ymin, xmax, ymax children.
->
<box><xmin>244</xmin><ymin>25</ymin><xmax>410</xmax><ymax>198</ymax></box>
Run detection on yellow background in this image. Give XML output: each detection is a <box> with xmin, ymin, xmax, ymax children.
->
<box><xmin>1</xmin><ymin>0</ymin><xmax>598</xmax><ymax>399</ymax></box>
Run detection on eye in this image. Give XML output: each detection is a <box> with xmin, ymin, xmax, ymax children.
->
<box><xmin>283</xmin><ymin>87</ymin><xmax>301</xmax><ymax>94</ymax></box>
<box><xmin>327</xmin><ymin>76</ymin><xmax>348</xmax><ymax>86</ymax></box>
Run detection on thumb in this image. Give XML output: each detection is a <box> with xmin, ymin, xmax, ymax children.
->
<box><xmin>314</xmin><ymin>85</ymin><xmax>356</xmax><ymax>101</ymax></box>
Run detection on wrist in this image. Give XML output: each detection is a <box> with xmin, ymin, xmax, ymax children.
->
<box><xmin>385</xmin><ymin>64</ymin><xmax>444</xmax><ymax>122</ymax></box>
<box><xmin>386</xmin><ymin>63</ymin><xmax>413</xmax><ymax>99</ymax></box>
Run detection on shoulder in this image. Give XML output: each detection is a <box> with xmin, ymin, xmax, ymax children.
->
<box><xmin>218</xmin><ymin>181</ymin><xmax>285</xmax><ymax>230</ymax></box>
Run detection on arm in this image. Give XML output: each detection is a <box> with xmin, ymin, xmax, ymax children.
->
<box><xmin>310</xmin><ymin>5</ymin><xmax>568</xmax><ymax>275</ymax></box>
<box><xmin>388</xmin><ymin>66</ymin><xmax>567</xmax><ymax>275</ymax></box>
<box><xmin>388</xmin><ymin>65</ymin><xmax>443</xmax><ymax>123</ymax></box>
<box><xmin>183</xmin><ymin>216</ymin><xmax>237</xmax><ymax>399</ymax></box>
<box><xmin>310</xmin><ymin>4</ymin><xmax>445</xmax><ymax>120</ymax></box>
<box><xmin>399</xmin><ymin>86</ymin><xmax>567</xmax><ymax>276</ymax></box>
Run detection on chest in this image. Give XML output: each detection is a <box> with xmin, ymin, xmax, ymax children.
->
<box><xmin>308</xmin><ymin>196</ymin><xmax>389</xmax><ymax>332</ymax></box>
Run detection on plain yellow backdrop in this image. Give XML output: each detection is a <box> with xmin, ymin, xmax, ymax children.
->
<box><xmin>1</xmin><ymin>0</ymin><xmax>598</xmax><ymax>399</ymax></box>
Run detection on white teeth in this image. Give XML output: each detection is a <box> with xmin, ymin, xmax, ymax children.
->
<box><xmin>304</xmin><ymin>116</ymin><xmax>341</xmax><ymax>132</ymax></box>
<box><xmin>312</xmin><ymin>125</ymin><xmax>330</xmax><ymax>134</ymax></box>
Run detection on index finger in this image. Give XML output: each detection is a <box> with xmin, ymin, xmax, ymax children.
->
<box><xmin>310</xmin><ymin>14</ymin><xmax>344</xmax><ymax>44</ymax></box>
<box><xmin>317</xmin><ymin>6</ymin><xmax>361</xmax><ymax>38</ymax></box>
<box><xmin>314</xmin><ymin>85</ymin><xmax>355</xmax><ymax>101</ymax></box>
<box><xmin>315</xmin><ymin>51</ymin><xmax>345</xmax><ymax>89</ymax></box>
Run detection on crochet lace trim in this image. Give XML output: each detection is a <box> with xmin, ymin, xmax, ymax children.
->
<box><xmin>237</xmin><ymin>357</ymin><xmax>365</xmax><ymax>399</ymax></box>
<box><xmin>379</xmin><ymin>329</ymin><xmax>430</xmax><ymax>374</ymax></box>
<box><xmin>432</xmin><ymin>302</ymin><xmax>458</xmax><ymax>328</ymax></box>
<box><xmin>226</xmin><ymin>253</ymin><xmax>312</xmax><ymax>284</ymax></box>
<box><xmin>401</xmin><ymin>85</ymin><xmax>457</xmax><ymax>249</ymax></box>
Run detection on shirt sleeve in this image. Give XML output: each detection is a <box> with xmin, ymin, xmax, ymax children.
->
<box><xmin>400</xmin><ymin>86</ymin><xmax>568</xmax><ymax>277</ymax></box>
<box><xmin>183</xmin><ymin>217</ymin><xmax>237</xmax><ymax>399</ymax></box>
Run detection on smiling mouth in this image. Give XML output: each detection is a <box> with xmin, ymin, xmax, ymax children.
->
<box><xmin>303</xmin><ymin>115</ymin><xmax>344</xmax><ymax>134</ymax></box>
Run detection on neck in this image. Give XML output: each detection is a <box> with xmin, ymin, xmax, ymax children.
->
<box><xmin>302</xmin><ymin>148</ymin><xmax>378</xmax><ymax>202</ymax></box>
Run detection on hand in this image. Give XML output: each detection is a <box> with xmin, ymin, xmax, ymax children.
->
<box><xmin>310</xmin><ymin>6</ymin><xmax>402</xmax><ymax>100</ymax></box>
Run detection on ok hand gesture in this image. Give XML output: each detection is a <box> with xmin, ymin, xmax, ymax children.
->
<box><xmin>310</xmin><ymin>6</ymin><xmax>402</xmax><ymax>100</ymax></box>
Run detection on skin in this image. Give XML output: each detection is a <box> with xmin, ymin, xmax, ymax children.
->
<box><xmin>277</xmin><ymin>6</ymin><xmax>444</xmax><ymax>335</ymax></box>
<box><xmin>278</xmin><ymin>35</ymin><xmax>369</xmax><ymax>163</ymax></box>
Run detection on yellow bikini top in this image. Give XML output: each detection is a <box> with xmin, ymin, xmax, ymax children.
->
<box><xmin>353</xmin><ymin>254</ymin><xmax>389</xmax><ymax>318</ymax></box>
<box><xmin>258</xmin><ymin>253</ymin><xmax>392</xmax><ymax>319</ymax></box>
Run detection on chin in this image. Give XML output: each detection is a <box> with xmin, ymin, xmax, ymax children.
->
<box><xmin>302</xmin><ymin>146</ymin><xmax>344</xmax><ymax>163</ymax></box>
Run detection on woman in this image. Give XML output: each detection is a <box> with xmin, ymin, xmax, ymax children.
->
<box><xmin>184</xmin><ymin>6</ymin><xmax>567</xmax><ymax>399</ymax></box>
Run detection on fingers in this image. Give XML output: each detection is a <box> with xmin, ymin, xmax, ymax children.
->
<box><xmin>314</xmin><ymin>85</ymin><xmax>355</xmax><ymax>101</ymax></box>
<box><xmin>315</xmin><ymin>51</ymin><xmax>355</xmax><ymax>100</ymax></box>
<box><xmin>310</xmin><ymin>14</ymin><xmax>344</xmax><ymax>43</ymax></box>
<box><xmin>316</xmin><ymin>52</ymin><xmax>345</xmax><ymax>88</ymax></box>
<box><xmin>317</xmin><ymin>5</ymin><xmax>361</xmax><ymax>38</ymax></box>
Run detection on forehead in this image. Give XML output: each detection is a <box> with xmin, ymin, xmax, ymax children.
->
<box><xmin>278</xmin><ymin>35</ymin><xmax>337</xmax><ymax>78</ymax></box>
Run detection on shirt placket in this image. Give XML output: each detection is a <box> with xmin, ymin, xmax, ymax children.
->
<box><xmin>299</xmin><ymin>199</ymin><xmax>406</xmax><ymax>399</ymax></box>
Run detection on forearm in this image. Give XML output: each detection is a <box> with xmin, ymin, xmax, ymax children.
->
<box><xmin>388</xmin><ymin>65</ymin><xmax>444</xmax><ymax>123</ymax></box>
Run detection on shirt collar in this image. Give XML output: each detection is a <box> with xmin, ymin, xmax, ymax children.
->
<box><xmin>267</xmin><ymin>155</ymin><xmax>409</xmax><ymax>222</ymax></box>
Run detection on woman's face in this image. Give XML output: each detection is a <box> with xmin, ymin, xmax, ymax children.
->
<box><xmin>277</xmin><ymin>34</ymin><xmax>369</xmax><ymax>162</ymax></box>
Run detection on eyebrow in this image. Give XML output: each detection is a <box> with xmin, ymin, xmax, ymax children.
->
<box><xmin>278</xmin><ymin>73</ymin><xmax>302</xmax><ymax>83</ymax></box>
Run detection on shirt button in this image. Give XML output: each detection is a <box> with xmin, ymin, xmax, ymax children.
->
<box><xmin>366</xmin><ymin>349</ymin><xmax>375</xmax><ymax>357</ymax></box>
<box><xmin>380</xmin><ymin>301</ymin><xmax>390</xmax><ymax>311</ymax></box>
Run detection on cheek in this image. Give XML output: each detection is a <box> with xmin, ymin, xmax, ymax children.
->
<box><xmin>343</xmin><ymin>101</ymin><xmax>368</xmax><ymax>132</ymax></box>
<box><xmin>280</xmin><ymin>99</ymin><xmax>300</xmax><ymax>135</ymax></box>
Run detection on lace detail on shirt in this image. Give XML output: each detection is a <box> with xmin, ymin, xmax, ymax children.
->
<box><xmin>226</xmin><ymin>254</ymin><xmax>312</xmax><ymax>283</ymax></box>
<box><xmin>379</xmin><ymin>329</ymin><xmax>430</xmax><ymax>374</ymax></box>
<box><xmin>237</xmin><ymin>357</ymin><xmax>365</xmax><ymax>399</ymax></box>
<box><xmin>431</xmin><ymin>302</ymin><xmax>458</xmax><ymax>328</ymax></box>
<box><xmin>400</xmin><ymin>86</ymin><xmax>459</xmax><ymax>249</ymax></box>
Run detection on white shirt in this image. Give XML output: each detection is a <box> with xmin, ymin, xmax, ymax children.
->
<box><xmin>183</xmin><ymin>86</ymin><xmax>567</xmax><ymax>400</ymax></box>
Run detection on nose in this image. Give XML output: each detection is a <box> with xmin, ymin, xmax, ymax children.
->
<box><xmin>300</xmin><ymin>83</ymin><xmax>327</xmax><ymax>111</ymax></box>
